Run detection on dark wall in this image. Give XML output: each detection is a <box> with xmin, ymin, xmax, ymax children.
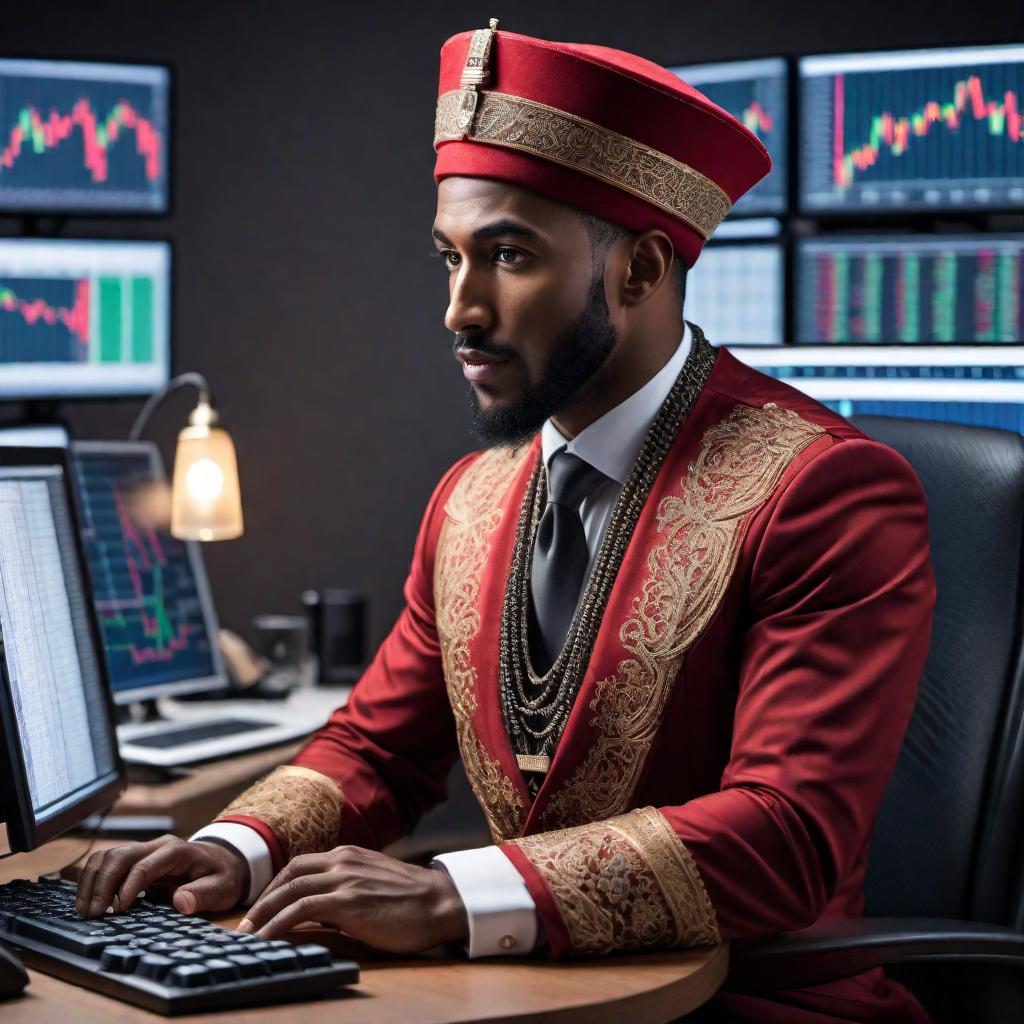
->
<box><xmin>2</xmin><ymin>0</ymin><xmax>1021</xmax><ymax>648</ymax></box>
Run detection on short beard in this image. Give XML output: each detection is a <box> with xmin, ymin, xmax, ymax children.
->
<box><xmin>467</xmin><ymin>272</ymin><xmax>617</xmax><ymax>448</ymax></box>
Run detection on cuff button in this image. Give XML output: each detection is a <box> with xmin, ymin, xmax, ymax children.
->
<box><xmin>499</xmin><ymin>935</ymin><xmax>516</xmax><ymax>951</ymax></box>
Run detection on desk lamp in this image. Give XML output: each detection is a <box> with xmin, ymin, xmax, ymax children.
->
<box><xmin>128</xmin><ymin>371</ymin><xmax>244</xmax><ymax>541</ymax></box>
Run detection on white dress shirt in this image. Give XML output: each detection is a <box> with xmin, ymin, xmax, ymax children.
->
<box><xmin>192</xmin><ymin>322</ymin><xmax>693</xmax><ymax>956</ymax></box>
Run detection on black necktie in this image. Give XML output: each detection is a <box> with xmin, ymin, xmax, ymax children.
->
<box><xmin>529</xmin><ymin>450</ymin><xmax>608</xmax><ymax>675</ymax></box>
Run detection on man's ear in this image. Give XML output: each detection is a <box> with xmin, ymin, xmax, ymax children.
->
<box><xmin>620</xmin><ymin>230</ymin><xmax>674</xmax><ymax>306</ymax></box>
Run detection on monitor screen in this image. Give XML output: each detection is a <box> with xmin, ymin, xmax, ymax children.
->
<box><xmin>799</xmin><ymin>44</ymin><xmax>1024</xmax><ymax>214</ymax></box>
<box><xmin>684</xmin><ymin>229</ymin><xmax>784</xmax><ymax>346</ymax></box>
<box><xmin>0</xmin><ymin>450</ymin><xmax>121</xmax><ymax>852</ymax></box>
<box><xmin>671</xmin><ymin>57</ymin><xmax>788</xmax><ymax>216</ymax></box>
<box><xmin>795</xmin><ymin>234</ymin><xmax>1024</xmax><ymax>344</ymax></box>
<box><xmin>739</xmin><ymin>344</ymin><xmax>1024</xmax><ymax>404</ymax></box>
<box><xmin>71</xmin><ymin>442</ymin><xmax>225</xmax><ymax>704</ymax></box>
<box><xmin>0</xmin><ymin>238</ymin><xmax>170</xmax><ymax>399</ymax></box>
<box><xmin>0</xmin><ymin>58</ymin><xmax>169</xmax><ymax>213</ymax></box>
<box><xmin>0</xmin><ymin>424</ymin><xmax>69</xmax><ymax>447</ymax></box>
<box><xmin>824</xmin><ymin>399</ymin><xmax>1024</xmax><ymax>434</ymax></box>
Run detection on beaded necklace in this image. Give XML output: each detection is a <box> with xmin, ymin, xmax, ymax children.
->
<box><xmin>498</xmin><ymin>324</ymin><xmax>718</xmax><ymax>784</ymax></box>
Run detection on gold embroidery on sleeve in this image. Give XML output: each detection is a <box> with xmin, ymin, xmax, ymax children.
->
<box><xmin>507</xmin><ymin>806</ymin><xmax>720</xmax><ymax>956</ymax></box>
<box><xmin>544</xmin><ymin>404</ymin><xmax>826</xmax><ymax>828</ymax></box>
<box><xmin>434</xmin><ymin>446</ymin><xmax>532</xmax><ymax>844</ymax></box>
<box><xmin>218</xmin><ymin>765</ymin><xmax>343</xmax><ymax>859</ymax></box>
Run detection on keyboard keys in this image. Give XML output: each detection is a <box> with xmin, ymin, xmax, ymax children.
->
<box><xmin>169</xmin><ymin>951</ymin><xmax>204</xmax><ymax>963</ymax></box>
<box><xmin>11</xmin><ymin>915</ymin><xmax>111</xmax><ymax>957</ymax></box>
<box><xmin>0</xmin><ymin>879</ymin><xmax>359</xmax><ymax>1014</ymax></box>
<box><xmin>136</xmin><ymin>954</ymin><xmax>175</xmax><ymax>981</ymax></box>
<box><xmin>204</xmin><ymin>957</ymin><xmax>242</xmax><ymax>983</ymax></box>
<box><xmin>216</xmin><ymin>943</ymin><xmax>251</xmax><ymax>956</ymax></box>
<box><xmin>256</xmin><ymin>948</ymin><xmax>301</xmax><ymax>973</ymax></box>
<box><xmin>100</xmin><ymin>947</ymin><xmax>143</xmax><ymax>973</ymax></box>
<box><xmin>166</xmin><ymin>963</ymin><xmax>211</xmax><ymax>988</ymax></box>
<box><xmin>193</xmin><ymin>944</ymin><xmax>226</xmax><ymax>957</ymax></box>
<box><xmin>295</xmin><ymin>944</ymin><xmax>332</xmax><ymax>968</ymax></box>
<box><xmin>225</xmin><ymin>954</ymin><xmax>269</xmax><ymax>978</ymax></box>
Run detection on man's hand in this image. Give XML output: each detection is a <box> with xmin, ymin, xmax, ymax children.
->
<box><xmin>236</xmin><ymin>846</ymin><xmax>468</xmax><ymax>954</ymax></box>
<box><xmin>74</xmin><ymin>835</ymin><xmax>249</xmax><ymax>919</ymax></box>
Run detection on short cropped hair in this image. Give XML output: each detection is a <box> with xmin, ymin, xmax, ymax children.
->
<box><xmin>575</xmin><ymin>209</ymin><xmax>687</xmax><ymax>317</ymax></box>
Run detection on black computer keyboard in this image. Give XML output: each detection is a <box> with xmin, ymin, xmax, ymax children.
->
<box><xmin>0</xmin><ymin>877</ymin><xmax>359</xmax><ymax>1015</ymax></box>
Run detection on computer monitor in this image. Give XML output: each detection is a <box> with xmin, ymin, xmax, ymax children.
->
<box><xmin>799</xmin><ymin>44</ymin><xmax>1024</xmax><ymax>214</ymax></box>
<box><xmin>670</xmin><ymin>57</ymin><xmax>788</xmax><ymax>216</ymax></box>
<box><xmin>821</xmin><ymin>399</ymin><xmax>1024</xmax><ymax>434</ymax></box>
<box><xmin>0</xmin><ymin>447</ymin><xmax>123</xmax><ymax>854</ymax></box>
<box><xmin>795</xmin><ymin>234</ymin><xmax>1024</xmax><ymax>344</ymax></box>
<box><xmin>0</xmin><ymin>238</ymin><xmax>171</xmax><ymax>399</ymax></box>
<box><xmin>0</xmin><ymin>57</ymin><xmax>170</xmax><ymax>214</ymax></box>
<box><xmin>0</xmin><ymin>424</ymin><xmax>69</xmax><ymax>447</ymax></box>
<box><xmin>684</xmin><ymin>221</ymin><xmax>784</xmax><ymax>345</ymax></box>
<box><xmin>70</xmin><ymin>441</ymin><xmax>227</xmax><ymax>705</ymax></box>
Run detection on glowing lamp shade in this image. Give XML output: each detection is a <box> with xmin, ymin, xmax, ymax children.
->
<box><xmin>171</xmin><ymin>421</ymin><xmax>244</xmax><ymax>541</ymax></box>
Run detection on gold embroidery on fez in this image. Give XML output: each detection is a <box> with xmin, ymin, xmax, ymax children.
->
<box><xmin>218</xmin><ymin>764</ymin><xmax>343</xmax><ymax>858</ymax></box>
<box><xmin>435</xmin><ymin>446</ymin><xmax>532</xmax><ymax>843</ymax></box>
<box><xmin>542</xmin><ymin>404</ymin><xmax>826</xmax><ymax>828</ymax></box>
<box><xmin>507</xmin><ymin>806</ymin><xmax>720</xmax><ymax>956</ymax></box>
<box><xmin>434</xmin><ymin>90</ymin><xmax>732</xmax><ymax>241</ymax></box>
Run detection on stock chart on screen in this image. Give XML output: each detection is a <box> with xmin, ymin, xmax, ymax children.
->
<box><xmin>671</xmin><ymin>57</ymin><xmax>787</xmax><ymax>215</ymax></box>
<box><xmin>684</xmin><ymin>220</ymin><xmax>784</xmax><ymax>344</ymax></box>
<box><xmin>73</xmin><ymin>446</ymin><xmax>219</xmax><ymax>698</ymax></box>
<box><xmin>795</xmin><ymin>235</ymin><xmax>1024</xmax><ymax>344</ymax></box>
<box><xmin>731</xmin><ymin>234</ymin><xmax>1024</xmax><ymax>424</ymax></box>
<box><xmin>799</xmin><ymin>44</ymin><xmax>1024</xmax><ymax>213</ymax></box>
<box><xmin>0</xmin><ymin>238</ymin><xmax>170</xmax><ymax>398</ymax></box>
<box><xmin>0</xmin><ymin>58</ymin><xmax>169</xmax><ymax>213</ymax></box>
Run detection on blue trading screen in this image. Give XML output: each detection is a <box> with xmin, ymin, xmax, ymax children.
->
<box><xmin>0</xmin><ymin>239</ymin><xmax>170</xmax><ymax>399</ymax></box>
<box><xmin>671</xmin><ymin>58</ymin><xmax>787</xmax><ymax>215</ymax></box>
<box><xmin>684</xmin><ymin>237</ymin><xmax>784</xmax><ymax>345</ymax></box>
<box><xmin>0</xmin><ymin>58</ymin><xmax>169</xmax><ymax>213</ymax></box>
<box><xmin>72</xmin><ymin>449</ymin><xmax>218</xmax><ymax>698</ymax></box>
<box><xmin>795</xmin><ymin>235</ymin><xmax>1024</xmax><ymax>344</ymax></box>
<box><xmin>824</xmin><ymin>399</ymin><xmax>1024</xmax><ymax>434</ymax></box>
<box><xmin>799</xmin><ymin>44</ymin><xmax>1024</xmax><ymax>213</ymax></box>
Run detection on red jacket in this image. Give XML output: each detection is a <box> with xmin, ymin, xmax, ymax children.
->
<box><xmin>219</xmin><ymin>346</ymin><xmax>936</xmax><ymax>1024</ymax></box>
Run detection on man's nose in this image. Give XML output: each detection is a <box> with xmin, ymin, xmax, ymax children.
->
<box><xmin>444</xmin><ymin>264</ymin><xmax>494</xmax><ymax>335</ymax></box>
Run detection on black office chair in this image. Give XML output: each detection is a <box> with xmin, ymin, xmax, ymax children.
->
<box><xmin>728</xmin><ymin>416</ymin><xmax>1024</xmax><ymax>1023</ymax></box>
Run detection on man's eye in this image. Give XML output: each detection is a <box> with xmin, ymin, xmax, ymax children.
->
<box><xmin>494</xmin><ymin>247</ymin><xmax>524</xmax><ymax>266</ymax></box>
<box><xmin>438</xmin><ymin>250</ymin><xmax>461</xmax><ymax>269</ymax></box>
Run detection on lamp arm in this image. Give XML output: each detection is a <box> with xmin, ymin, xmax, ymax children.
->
<box><xmin>129</xmin><ymin>372</ymin><xmax>212</xmax><ymax>441</ymax></box>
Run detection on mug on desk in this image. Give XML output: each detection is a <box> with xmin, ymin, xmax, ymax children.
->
<box><xmin>252</xmin><ymin>614</ymin><xmax>310</xmax><ymax>694</ymax></box>
<box><xmin>301</xmin><ymin>589</ymin><xmax>367</xmax><ymax>686</ymax></box>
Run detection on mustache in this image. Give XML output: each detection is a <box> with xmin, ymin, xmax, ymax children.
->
<box><xmin>452</xmin><ymin>333</ymin><xmax>520</xmax><ymax>362</ymax></box>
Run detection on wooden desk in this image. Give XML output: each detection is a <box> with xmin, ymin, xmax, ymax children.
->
<box><xmin>1</xmin><ymin>839</ymin><xmax>728</xmax><ymax>1023</ymax></box>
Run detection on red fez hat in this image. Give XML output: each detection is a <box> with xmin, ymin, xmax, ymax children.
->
<box><xmin>434</xmin><ymin>20</ymin><xmax>772</xmax><ymax>268</ymax></box>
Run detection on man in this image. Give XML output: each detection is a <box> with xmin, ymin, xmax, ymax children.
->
<box><xmin>76</xmin><ymin>21</ymin><xmax>936</xmax><ymax>1024</ymax></box>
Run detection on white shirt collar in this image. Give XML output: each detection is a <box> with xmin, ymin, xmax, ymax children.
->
<box><xmin>540</xmin><ymin>321</ymin><xmax>692</xmax><ymax>486</ymax></box>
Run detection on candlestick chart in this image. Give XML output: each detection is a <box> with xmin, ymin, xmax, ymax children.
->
<box><xmin>796</xmin><ymin>235</ymin><xmax>1024</xmax><ymax>344</ymax></box>
<box><xmin>0</xmin><ymin>239</ymin><xmax>169</xmax><ymax>398</ymax></box>
<box><xmin>800</xmin><ymin>45</ymin><xmax>1024</xmax><ymax>212</ymax></box>
<box><xmin>0</xmin><ymin>58</ymin><xmax>168</xmax><ymax>212</ymax></box>
<box><xmin>672</xmin><ymin>58</ymin><xmax>787</xmax><ymax>214</ymax></box>
<box><xmin>73</xmin><ymin>449</ymin><xmax>218</xmax><ymax>696</ymax></box>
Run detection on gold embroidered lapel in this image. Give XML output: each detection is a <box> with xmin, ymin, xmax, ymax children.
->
<box><xmin>434</xmin><ymin>445</ymin><xmax>533</xmax><ymax>843</ymax></box>
<box><xmin>541</xmin><ymin>403</ymin><xmax>826</xmax><ymax>828</ymax></box>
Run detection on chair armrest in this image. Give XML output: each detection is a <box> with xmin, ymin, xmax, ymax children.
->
<box><xmin>726</xmin><ymin>918</ymin><xmax>1024</xmax><ymax>992</ymax></box>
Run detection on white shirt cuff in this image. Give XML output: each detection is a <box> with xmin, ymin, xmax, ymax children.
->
<box><xmin>432</xmin><ymin>846</ymin><xmax>538</xmax><ymax>958</ymax></box>
<box><xmin>191</xmin><ymin>822</ymin><xmax>275</xmax><ymax>905</ymax></box>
